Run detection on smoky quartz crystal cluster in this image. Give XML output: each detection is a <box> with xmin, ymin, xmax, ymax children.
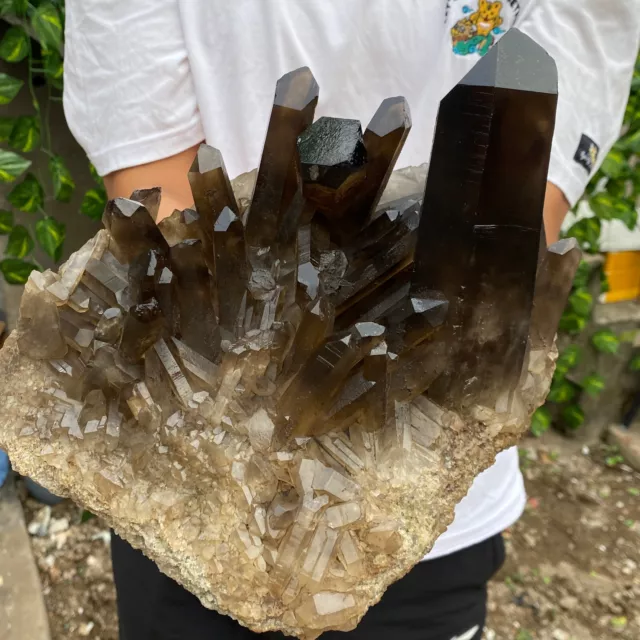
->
<box><xmin>0</xmin><ymin>30</ymin><xmax>579</xmax><ymax>638</ymax></box>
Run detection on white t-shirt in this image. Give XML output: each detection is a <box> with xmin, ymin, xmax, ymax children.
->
<box><xmin>63</xmin><ymin>0</ymin><xmax>640</xmax><ymax>560</ymax></box>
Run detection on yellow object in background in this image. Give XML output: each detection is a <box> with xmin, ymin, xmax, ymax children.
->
<box><xmin>604</xmin><ymin>251</ymin><xmax>640</xmax><ymax>303</ymax></box>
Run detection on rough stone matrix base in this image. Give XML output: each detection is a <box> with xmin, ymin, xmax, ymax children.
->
<box><xmin>0</xmin><ymin>333</ymin><xmax>555</xmax><ymax>637</ymax></box>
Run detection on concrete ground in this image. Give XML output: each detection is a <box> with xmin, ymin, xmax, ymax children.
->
<box><xmin>0</xmin><ymin>477</ymin><xmax>51</xmax><ymax>640</ymax></box>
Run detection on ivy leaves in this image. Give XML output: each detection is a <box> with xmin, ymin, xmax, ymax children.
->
<box><xmin>31</xmin><ymin>2</ymin><xmax>63</xmax><ymax>53</ymax></box>
<box><xmin>0</xmin><ymin>148</ymin><xmax>30</xmax><ymax>181</ymax></box>
<box><xmin>35</xmin><ymin>216</ymin><xmax>65</xmax><ymax>260</ymax></box>
<box><xmin>49</xmin><ymin>155</ymin><xmax>75</xmax><ymax>202</ymax></box>
<box><xmin>0</xmin><ymin>72</ymin><xmax>23</xmax><ymax>104</ymax></box>
<box><xmin>5</xmin><ymin>224</ymin><xmax>33</xmax><ymax>257</ymax></box>
<box><xmin>0</xmin><ymin>210</ymin><xmax>12</xmax><ymax>233</ymax></box>
<box><xmin>591</xmin><ymin>329</ymin><xmax>620</xmax><ymax>355</ymax></box>
<box><xmin>0</xmin><ymin>257</ymin><xmax>38</xmax><ymax>284</ymax></box>
<box><xmin>0</xmin><ymin>2</ymin><xmax>70</xmax><ymax>282</ymax></box>
<box><xmin>0</xmin><ymin>26</ymin><xmax>29</xmax><ymax>62</ymax></box>
<box><xmin>8</xmin><ymin>172</ymin><xmax>44</xmax><ymax>212</ymax></box>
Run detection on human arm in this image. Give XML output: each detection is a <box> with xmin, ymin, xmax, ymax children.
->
<box><xmin>520</xmin><ymin>0</ymin><xmax>640</xmax><ymax>238</ymax></box>
<box><xmin>102</xmin><ymin>146</ymin><xmax>199</xmax><ymax>223</ymax></box>
<box><xmin>63</xmin><ymin>0</ymin><xmax>204</xmax><ymax>221</ymax></box>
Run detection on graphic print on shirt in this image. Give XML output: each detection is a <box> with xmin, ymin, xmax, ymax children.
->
<box><xmin>573</xmin><ymin>134</ymin><xmax>600</xmax><ymax>174</ymax></box>
<box><xmin>447</xmin><ymin>0</ymin><xmax>520</xmax><ymax>57</ymax></box>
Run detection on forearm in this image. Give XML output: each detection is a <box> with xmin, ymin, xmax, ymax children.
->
<box><xmin>543</xmin><ymin>181</ymin><xmax>570</xmax><ymax>245</ymax></box>
<box><xmin>103</xmin><ymin>145</ymin><xmax>201</xmax><ymax>223</ymax></box>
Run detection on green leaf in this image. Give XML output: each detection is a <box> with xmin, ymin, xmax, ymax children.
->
<box><xmin>592</xmin><ymin>329</ymin><xmax>620</xmax><ymax>355</ymax></box>
<box><xmin>589</xmin><ymin>192</ymin><xmax>630</xmax><ymax>221</ymax></box>
<box><xmin>49</xmin><ymin>155</ymin><xmax>75</xmax><ymax>202</ymax></box>
<box><xmin>558</xmin><ymin>311</ymin><xmax>587</xmax><ymax>336</ymax></box>
<box><xmin>618</xmin><ymin>207</ymin><xmax>638</xmax><ymax>231</ymax></box>
<box><xmin>0</xmin><ymin>148</ymin><xmax>31</xmax><ymax>182</ymax></box>
<box><xmin>0</xmin><ymin>257</ymin><xmax>38</xmax><ymax>284</ymax></box>
<box><xmin>561</xmin><ymin>404</ymin><xmax>585</xmax><ymax>430</ymax></box>
<box><xmin>568</xmin><ymin>289</ymin><xmax>593</xmax><ymax>318</ymax></box>
<box><xmin>629</xmin><ymin>353</ymin><xmax>640</xmax><ymax>372</ymax></box>
<box><xmin>42</xmin><ymin>48</ymin><xmax>63</xmax><ymax>90</ymax></box>
<box><xmin>0</xmin><ymin>0</ymin><xmax>28</xmax><ymax>16</ymax></box>
<box><xmin>0</xmin><ymin>115</ymin><xmax>15</xmax><ymax>142</ymax></box>
<box><xmin>531</xmin><ymin>407</ymin><xmax>551</xmax><ymax>438</ymax></box>
<box><xmin>7</xmin><ymin>173</ymin><xmax>44</xmax><ymax>212</ymax></box>
<box><xmin>0</xmin><ymin>209</ymin><xmax>13</xmax><ymax>234</ymax></box>
<box><xmin>9</xmin><ymin>115</ymin><xmax>40</xmax><ymax>152</ymax></box>
<box><xmin>566</xmin><ymin>217</ymin><xmax>601</xmax><ymax>253</ymax></box>
<box><xmin>572</xmin><ymin>260</ymin><xmax>591</xmax><ymax>290</ymax></box>
<box><xmin>581</xmin><ymin>373</ymin><xmax>606</xmax><ymax>398</ymax></box>
<box><xmin>0</xmin><ymin>72</ymin><xmax>23</xmax><ymax>104</ymax></box>
<box><xmin>80</xmin><ymin>187</ymin><xmax>107</xmax><ymax>221</ymax></box>
<box><xmin>35</xmin><ymin>216</ymin><xmax>65</xmax><ymax>260</ymax></box>
<box><xmin>600</xmin><ymin>271</ymin><xmax>610</xmax><ymax>294</ymax></box>
<box><xmin>0</xmin><ymin>26</ymin><xmax>29</xmax><ymax>62</ymax></box>
<box><xmin>600</xmin><ymin>149</ymin><xmax>627</xmax><ymax>179</ymax></box>
<box><xmin>5</xmin><ymin>224</ymin><xmax>33</xmax><ymax>258</ymax></box>
<box><xmin>89</xmin><ymin>162</ymin><xmax>103</xmax><ymax>185</ymax></box>
<box><xmin>548</xmin><ymin>379</ymin><xmax>577</xmax><ymax>404</ymax></box>
<box><xmin>556</xmin><ymin>345</ymin><xmax>583</xmax><ymax>376</ymax></box>
<box><xmin>620</xmin><ymin>128</ymin><xmax>640</xmax><ymax>153</ymax></box>
<box><xmin>31</xmin><ymin>2</ymin><xmax>63</xmax><ymax>52</ymax></box>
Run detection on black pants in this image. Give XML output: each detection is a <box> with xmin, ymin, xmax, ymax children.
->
<box><xmin>112</xmin><ymin>533</ymin><xmax>504</xmax><ymax>640</ymax></box>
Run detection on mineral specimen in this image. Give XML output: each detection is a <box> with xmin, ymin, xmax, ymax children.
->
<box><xmin>0</xmin><ymin>30</ymin><xmax>576</xmax><ymax>639</ymax></box>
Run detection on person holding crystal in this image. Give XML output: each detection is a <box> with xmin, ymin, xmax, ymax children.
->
<box><xmin>62</xmin><ymin>1</ymin><xmax>639</xmax><ymax>638</ymax></box>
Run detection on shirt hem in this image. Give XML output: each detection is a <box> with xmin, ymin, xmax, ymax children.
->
<box><xmin>89</xmin><ymin>120</ymin><xmax>206</xmax><ymax>177</ymax></box>
<box><xmin>548</xmin><ymin>149</ymin><xmax>589</xmax><ymax>208</ymax></box>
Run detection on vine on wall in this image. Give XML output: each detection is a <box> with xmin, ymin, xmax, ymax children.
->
<box><xmin>0</xmin><ymin>0</ymin><xmax>105</xmax><ymax>284</ymax></box>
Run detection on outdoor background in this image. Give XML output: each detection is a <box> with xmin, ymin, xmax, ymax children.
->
<box><xmin>0</xmin><ymin>3</ymin><xmax>639</xmax><ymax>639</ymax></box>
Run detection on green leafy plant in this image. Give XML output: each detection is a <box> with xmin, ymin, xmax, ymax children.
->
<box><xmin>532</xmin><ymin>54</ymin><xmax>640</xmax><ymax>437</ymax></box>
<box><xmin>0</xmin><ymin>1</ymin><xmax>106</xmax><ymax>284</ymax></box>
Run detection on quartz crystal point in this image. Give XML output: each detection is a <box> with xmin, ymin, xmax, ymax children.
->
<box><xmin>102</xmin><ymin>197</ymin><xmax>168</xmax><ymax>263</ymax></box>
<box><xmin>246</xmin><ymin>67</ymin><xmax>318</xmax><ymax>266</ymax></box>
<box><xmin>188</xmin><ymin>144</ymin><xmax>238</xmax><ymax>257</ymax></box>
<box><xmin>213</xmin><ymin>207</ymin><xmax>249</xmax><ymax>339</ymax></box>
<box><xmin>325</xmin><ymin>97</ymin><xmax>411</xmax><ymax>241</ymax></box>
<box><xmin>0</xmin><ymin>31</ymin><xmax>575</xmax><ymax>640</ymax></box>
<box><xmin>413</xmin><ymin>29</ymin><xmax>558</xmax><ymax>411</ymax></box>
<box><xmin>530</xmin><ymin>238</ymin><xmax>581</xmax><ymax>350</ymax></box>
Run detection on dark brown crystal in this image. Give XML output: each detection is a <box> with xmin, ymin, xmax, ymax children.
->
<box><xmin>188</xmin><ymin>145</ymin><xmax>238</xmax><ymax>254</ymax></box>
<box><xmin>529</xmin><ymin>238</ymin><xmax>581</xmax><ymax>350</ymax></box>
<box><xmin>412</xmin><ymin>29</ymin><xmax>558</xmax><ymax>411</ymax></box>
<box><xmin>299</xmin><ymin>117</ymin><xmax>367</xmax><ymax>212</ymax></box>
<box><xmin>102</xmin><ymin>197</ymin><xmax>168</xmax><ymax>263</ymax></box>
<box><xmin>245</xmin><ymin>67</ymin><xmax>319</xmax><ymax>266</ymax></box>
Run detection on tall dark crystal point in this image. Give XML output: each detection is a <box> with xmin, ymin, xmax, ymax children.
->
<box><xmin>245</xmin><ymin>67</ymin><xmax>319</xmax><ymax>263</ymax></box>
<box><xmin>130</xmin><ymin>187</ymin><xmax>162</xmax><ymax>222</ymax></box>
<box><xmin>279</xmin><ymin>322</ymin><xmax>385</xmax><ymax>439</ymax></box>
<box><xmin>103</xmin><ymin>197</ymin><xmax>168</xmax><ymax>263</ymax></box>
<box><xmin>325</xmin><ymin>97</ymin><xmax>411</xmax><ymax>241</ymax></box>
<box><xmin>413</xmin><ymin>29</ymin><xmax>558</xmax><ymax>410</ymax></box>
<box><xmin>170</xmin><ymin>239</ymin><xmax>220</xmax><ymax>360</ymax></box>
<box><xmin>530</xmin><ymin>238</ymin><xmax>581</xmax><ymax>350</ymax></box>
<box><xmin>158</xmin><ymin>208</ymin><xmax>202</xmax><ymax>248</ymax></box>
<box><xmin>213</xmin><ymin>207</ymin><xmax>249</xmax><ymax>339</ymax></box>
<box><xmin>188</xmin><ymin>144</ymin><xmax>239</xmax><ymax>248</ymax></box>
